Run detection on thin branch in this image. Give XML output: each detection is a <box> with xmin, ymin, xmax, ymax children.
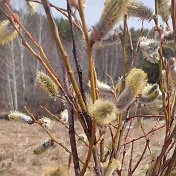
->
<box><xmin>131</xmin><ymin>139</ymin><xmax>149</xmax><ymax>174</ymax></box>
<box><xmin>68</xmin><ymin>106</ymin><xmax>80</xmax><ymax>176</ymax></box>
<box><xmin>122</xmin><ymin>125</ymin><xmax>165</xmax><ymax>146</ymax></box>
<box><xmin>41</xmin><ymin>0</ymin><xmax>87</xmax><ymax>113</ymax></box>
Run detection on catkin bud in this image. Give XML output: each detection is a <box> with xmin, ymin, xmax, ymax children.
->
<box><xmin>36</xmin><ymin>71</ymin><xmax>59</xmax><ymax>97</ymax></box>
<box><xmin>43</xmin><ymin>165</ymin><xmax>70</xmax><ymax>176</ymax></box>
<box><xmin>158</xmin><ymin>0</ymin><xmax>171</xmax><ymax>23</ymax></box>
<box><xmin>139</xmin><ymin>84</ymin><xmax>160</xmax><ymax>104</ymax></box>
<box><xmin>26</xmin><ymin>1</ymin><xmax>38</xmax><ymax>15</ymax></box>
<box><xmin>8</xmin><ymin>111</ymin><xmax>33</xmax><ymax>124</ymax></box>
<box><xmin>68</xmin><ymin>0</ymin><xmax>86</xmax><ymax>10</ymax></box>
<box><xmin>163</xmin><ymin>31</ymin><xmax>175</xmax><ymax>44</ymax></box>
<box><xmin>126</xmin><ymin>68</ymin><xmax>148</xmax><ymax>97</ymax></box>
<box><xmin>128</xmin><ymin>0</ymin><xmax>154</xmax><ymax>21</ymax></box>
<box><xmin>33</xmin><ymin>139</ymin><xmax>54</xmax><ymax>155</ymax></box>
<box><xmin>90</xmin><ymin>0</ymin><xmax>132</xmax><ymax>45</ymax></box>
<box><xmin>139</xmin><ymin>37</ymin><xmax>160</xmax><ymax>63</ymax></box>
<box><xmin>116</xmin><ymin>87</ymin><xmax>135</xmax><ymax>112</ymax></box>
<box><xmin>168</xmin><ymin>58</ymin><xmax>176</xmax><ymax>88</ymax></box>
<box><xmin>0</xmin><ymin>20</ymin><xmax>18</xmax><ymax>45</ymax></box>
<box><xmin>88</xmin><ymin>99</ymin><xmax>118</xmax><ymax>125</ymax></box>
<box><xmin>38</xmin><ymin>117</ymin><xmax>52</xmax><ymax>129</ymax></box>
<box><xmin>88</xmin><ymin>80</ymin><xmax>113</xmax><ymax>93</ymax></box>
<box><xmin>93</xmin><ymin>28</ymin><xmax>122</xmax><ymax>49</ymax></box>
<box><xmin>109</xmin><ymin>159</ymin><xmax>121</xmax><ymax>175</ymax></box>
<box><xmin>116</xmin><ymin>68</ymin><xmax>148</xmax><ymax>112</ymax></box>
<box><xmin>100</xmin><ymin>159</ymin><xmax>121</xmax><ymax>175</ymax></box>
<box><xmin>60</xmin><ymin>109</ymin><xmax>68</xmax><ymax>123</ymax></box>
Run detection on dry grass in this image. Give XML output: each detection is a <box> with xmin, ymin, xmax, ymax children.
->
<box><xmin>0</xmin><ymin>118</ymin><xmax>165</xmax><ymax>176</ymax></box>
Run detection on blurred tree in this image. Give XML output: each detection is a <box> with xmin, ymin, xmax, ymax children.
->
<box><xmin>55</xmin><ymin>17</ymin><xmax>72</xmax><ymax>41</ymax></box>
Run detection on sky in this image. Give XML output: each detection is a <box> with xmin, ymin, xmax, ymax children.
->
<box><xmin>49</xmin><ymin>0</ymin><xmax>157</xmax><ymax>29</ymax></box>
<box><xmin>12</xmin><ymin>0</ymin><xmax>169</xmax><ymax>30</ymax></box>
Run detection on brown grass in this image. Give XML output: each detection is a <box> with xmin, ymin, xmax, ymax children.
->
<box><xmin>0</xmin><ymin>118</ymin><xmax>165</xmax><ymax>176</ymax></box>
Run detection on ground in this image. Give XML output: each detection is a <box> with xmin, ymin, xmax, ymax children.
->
<box><xmin>0</xmin><ymin>118</ymin><xmax>165</xmax><ymax>176</ymax></box>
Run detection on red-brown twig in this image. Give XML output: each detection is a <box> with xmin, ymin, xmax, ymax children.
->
<box><xmin>122</xmin><ymin>125</ymin><xmax>165</xmax><ymax>146</ymax></box>
<box><xmin>131</xmin><ymin>139</ymin><xmax>149</xmax><ymax>174</ymax></box>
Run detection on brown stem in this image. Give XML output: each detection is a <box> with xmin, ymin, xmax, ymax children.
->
<box><xmin>131</xmin><ymin>139</ymin><xmax>149</xmax><ymax>174</ymax></box>
<box><xmin>151</xmin><ymin>126</ymin><xmax>176</xmax><ymax>176</ymax></box>
<box><xmin>171</xmin><ymin>0</ymin><xmax>176</xmax><ymax>56</ymax></box>
<box><xmin>128</xmin><ymin>142</ymin><xmax>134</xmax><ymax>176</ymax></box>
<box><xmin>40</xmin><ymin>105</ymin><xmax>89</xmax><ymax>147</ymax></box>
<box><xmin>67</xmin><ymin>0</ymin><xmax>86</xmax><ymax>103</ymax></box>
<box><xmin>67</xmin><ymin>0</ymin><xmax>92</xmax><ymax>135</ymax></box>
<box><xmin>24</xmin><ymin>107</ymin><xmax>89</xmax><ymax>168</ymax></box>
<box><xmin>122</xmin><ymin>125</ymin><xmax>165</xmax><ymax>146</ymax></box>
<box><xmin>68</xmin><ymin>107</ymin><xmax>80</xmax><ymax>176</ymax></box>
<box><xmin>41</xmin><ymin>0</ymin><xmax>87</xmax><ymax>113</ymax></box>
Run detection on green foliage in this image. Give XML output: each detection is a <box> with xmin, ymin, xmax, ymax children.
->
<box><xmin>55</xmin><ymin>17</ymin><xmax>72</xmax><ymax>41</ymax></box>
<box><xmin>163</xmin><ymin>47</ymin><xmax>174</xmax><ymax>59</ymax></box>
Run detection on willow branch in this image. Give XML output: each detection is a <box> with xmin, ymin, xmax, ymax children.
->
<box><xmin>41</xmin><ymin>0</ymin><xmax>87</xmax><ymax>113</ymax></box>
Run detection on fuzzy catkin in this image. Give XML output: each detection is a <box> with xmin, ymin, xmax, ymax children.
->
<box><xmin>93</xmin><ymin>28</ymin><xmax>121</xmax><ymax>49</ymax></box>
<box><xmin>88</xmin><ymin>99</ymin><xmax>118</xmax><ymax>125</ymax></box>
<box><xmin>109</xmin><ymin>159</ymin><xmax>121</xmax><ymax>175</ymax></box>
<box><xmin>68</xmin><ymin>0</ymin><xmax>86</xmax><ymax>10</ymax></box>
<box><xmin>36</xmin><ymin>71</ymin><xmax>59</xmax><ymax>97</ymax></box>
<box><xmin>116</xmin><ymin>68</ymin><xmax>148</xmax><ymax>112</ymax></box>
<box><xmin>0</xmin><ymin>20</ymin><xmax>18</xmax><ymax>45</ymax></box>
<box><xmin>26</xmin><ymin>1</ymin><xmax>38</xmax><ymax>15</ymax></box>
<box><xmin>60</xmin><ymin>109</ymin><xmax>68</xmax><ymax>123</ymax></box>
<box><xmin>90</xmin><ymin>0</ymin><xmax>131</xmax><ymax>45</ymax></box>
<box><xmin>162</xmin><ymin>31</ymin><xmax>175</xmax><ymax>48</ymax></box>
<box><xmin>8</xmin><ymin>111</ymin><xmax>33</xmax><ymax>124</ymax></box>
<box><xmin>168</xmin><ymin>58</ymin><xmax>176</xmax><ymax>88</ymax></box>
<box><xmin>33</xmin><ymin>139</ymin><xmax>54</xmax><ymax>155</ymax></box>
<box><xmin>116</xmin><ymin>87</ymin><xmax>135</xmax><ymax>112</ymax></box>
<box><xmin>44</xmin><ymin>165</ymin><xmax>70</xmax><ymax>176</ymax></box>
<box><xmin>126</xmin><ymin>68</ymin><xmax>148</xmax><ymax>97</ymax></box>
<box><xmin>139</xmin><ymin>37</ymin><xmax>160</xmax><ymax>63</ymax></box>
<box><xmin>158</xmin><ymin>0</ymin><xmax>171</xmax><ymax>23</ymax></box>
<box><xmin>38</xmin><ymin>117</ymin><xmax>52</xmax><ymax>129</ymax></box>
<box><xmin>127</xmin><ymin>0</ymin><xmax>154</xmax><ymax>21</ymax></box>
<box><xmin>139</xmin><ymin>84</ymin><xmax>160</xmax><ymax>104</ymax></box>
<box><xmin>88</xmin><ymin>80</ymin><xmax>113</xmax><ymax>93</ymax></box>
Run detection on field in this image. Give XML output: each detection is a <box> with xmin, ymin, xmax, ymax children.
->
<box><xmin>0</xmin><ymin>118</ymin><xmax>166</xmax><ymax>176</ymax></box>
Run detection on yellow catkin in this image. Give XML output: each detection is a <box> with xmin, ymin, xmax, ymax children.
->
<box><xmin>33</xmin><ymin>139</ymin><xmax>54</xmax><ymax>155</ymax></box>
<box><xmin>36</xmin><ymin>71</ymin><xmax>59</xmax><ymax>97</ymax></box>
<box><xmin>43</xmin><ymin>165</ymin><xmax>70</xmax><ymax>176</ymax></box>
<box><xmin>0</xmin><ymin>20</ymin><xmax>18</xmax><ymax>45</ymax></box>
<box><xmin>116</xmin><ymin>68</ymin><xmax>147</xmax><ymax>112</ymax></box>
<box><xmin>139</xmin><ymin>83</ymin><xmax>160</xmax><ymax>104</ymax></box>
<box><xmin>8</xmin><ymin>111</ymin><xmax>33</xmax><ymax>124</ymax></box>
<box><xmin>26</xmin><ymin>2</ymin><xmax>37</xmax><ymax>15</ymax></box>
<box><xmin>126</xmin><ymin>68</ymin><xmax>148</xmax><ymax>97</ymax></box>
<box><xmin>88</xmin><ymin>98</ymin><xmax>118</xmax><ymax>125</ymax></box>
<box><xmin>109</xmin><ymin>159</ymin><xmax>121</xmax><ymax>174</ymax></box>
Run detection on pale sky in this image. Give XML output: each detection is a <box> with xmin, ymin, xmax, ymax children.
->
<box><xmin>49</xmin><ymin>0</ymin><xmax>156</xmax><ymax>29</ymax></box>
<box><xmin>13</xmin><ymin>0</ymin><xmax>169</xmax><ymax>29</ymax></box>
